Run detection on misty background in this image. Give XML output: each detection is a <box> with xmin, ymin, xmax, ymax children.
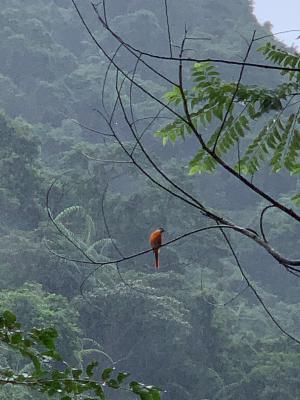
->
<box><xmin>0</xmin><ymin>0</ymin><xmax>300</xmax><ymax>399</ymax></box>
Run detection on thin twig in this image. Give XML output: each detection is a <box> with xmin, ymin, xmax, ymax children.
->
<box><xmin>88</xmin><ymin>1</ymin><xmax>300</xmax><ymax>74</ymax></box>
<box><xmin>218</xmin><ymin>225</ymin><xmax>300</xmax><ymax>345</ymax></box>
<box><xmin>68</xmin><ymin>118</ymin><xmax>114</xmax><ymax>138</ymax></box>
<box><xmin>163</xmin><ymin>0</ymin><xmax>173</xmax><ymax>57</ymax></box>
<box><xmin>260</xmin><ymin>205</ymin><xmax>276</xmax><ymax>242</ymax></box>
<box><xmin>46</xmin><ymin>211</ymin><xmax>300</xmax><ymax>269</ymax></box>
<box><xmin>115</xmin><ymin>70</ymin><xmax>209</xmax><ymax>215</ymax></box>
<box><xmin>82</xmin><ymin>152</ymin><xmax>132</xmax><ymax>164</ymax></box>
<box><xmin>91</xmin><ymin>0</ymin><xmax>178</xmax><ymax>86</ymax></box>
<box><xmin>101</xmin><ymin>43</ymin><xmax>123</xmax><ymax>117</ymax></box>
<box><xmin>128</xmin><ymin>53</ymin><xmax>141</xmax><ymax>139</ymax></box>
<box><xmin>255</xmin><ymin>29</ymin><xmax>300</xmax><ymax>42</ymax></box>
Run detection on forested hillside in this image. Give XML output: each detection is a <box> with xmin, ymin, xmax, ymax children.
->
<box><xmin>1</xmin><ymin>1</ymin><xmax>300</xmax><ymax>399</ymax></box>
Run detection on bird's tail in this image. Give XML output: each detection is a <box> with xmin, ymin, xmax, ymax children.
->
<box><xmin>154</xmin><ymin>250</ymin><xmax>160</xmax><ymax>269</ymax></box>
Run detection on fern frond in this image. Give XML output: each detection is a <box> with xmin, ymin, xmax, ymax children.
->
<box><xmin>54</xmin><ymin>205</ymin><xmax>95</xmax><ymax>245</ymax></box>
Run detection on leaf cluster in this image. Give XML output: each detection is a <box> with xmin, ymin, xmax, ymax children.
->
<box><xmin>156</xmin><ymin>45</ymin><xmax>300</xmax><ymax>204</ymax></box>
<box><xmin>0</xmin><ymin>310</ymin><xmax>161</xmax><ymax>400</ymax></box>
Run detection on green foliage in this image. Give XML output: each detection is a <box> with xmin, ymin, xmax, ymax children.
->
<box><xmin>258</xmin><ymin>42</ymin><xmax>300</xmax><ymax>81</ymax></box>
<box><xmin>157</xmin><ymin>58</ymin><xmax>300</xmax><ymax>176</ymax></box>
<box><xmin>1</xmin><ymin>2</ymin><xmax>300</xmax><ymax>400</ymax></box>
<box><xmin>0</xmin><ymin>310</ymin><xmax>58</xmax><ymax>378</ymax></box>
<box><xmin>0</xmin><ymin>310</ymin><xmax>161</xmax><ymax>400</ymax></box>
<box><xmin>0</xmin><ymin>112</ymin><xmax>44</xmax><ymax>228</ymax></box>
<box><xmin>239</xmin><ymin>112</ymin><xmax>300</xmax><ymax>175</ymax></box>
<box><xmin>0</xmin><ymin>283</ymin><xmax>81</xmax><ymax>360</ymax></box>
<box><xmin>156</xmin><ymin>45</ymin><xmax>300</xmax><ymax>209</ymax></box>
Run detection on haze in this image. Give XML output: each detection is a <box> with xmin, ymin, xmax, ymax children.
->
<box><xmin>254</xmin><ymin>0</ymin><xmax>300</xmax><ymax>47</ymax></box>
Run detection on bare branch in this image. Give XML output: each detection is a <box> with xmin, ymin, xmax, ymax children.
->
<box><xmin>254</xmin><ymin>29</ymin><xmax>300</xmax><ymax>42</ymax></box>
<box><xmin>116</xmin><ymin>75</ymin><xmax>212</xmax><ymax>216</ymax></box>
<box><xmin>130</xmin><ymin>106</ymin><xmax>168</xmax><ymax>156</ymax></box>
<box><xmin>260</xmin><ymin>205</ymin><xmax>276</xmax><ymax>243</ymax></box>
<box><xmin>163</xmin><ymin>0</ymin><xmax>173</xmax><ymax>58</ymax></box>
<box><xmin>90</xmin><ymin>1</ymin><xmax>178</xmax><ymax>86</ymax></box>
<box><xmin>219</xmin><ymin>225</ymin><xmax>300</xmax><ymax>345</ymax></box>
<box><xmin>202</xmin><ymin>283</ymin><xmax>249</xmax><ymax>308</ymax></box>
<box><xmin>88</xmin><ymin>2</ymin><xmax>300</xmax><ymax>75</ymax></box>
<box><xmin>68</xmin><ymin>118</ymin><xmax>114</xmax><ymax>138</ymax></box>
<box><xmin>128</xmin><ymin>53</ymin><xmax>141</xmax><ymax>139</ymax></box>
<box><xmin>101</xmin><ymin>43</ymin><xmax>123</xmax><ymax>117</ymax></box>
<box><xmin>47</xmin><ymin>204</ymin><xmax>300</xmax><ymax>269</ymax></box>
<box><xmin>185</xmin><ymin>36</ymin><xmax>211</xmax><ymax>41</ymax></box>
<box><xmin>82</xmin><ymin>152</ymin><xmax>132</xmax><ymax>164</ymax></box>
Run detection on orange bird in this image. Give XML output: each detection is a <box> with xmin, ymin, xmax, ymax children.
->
<box><xmin>149</xmin><ymin>228</ymin><xmax>164</xmax><ymax>269</ymax></box>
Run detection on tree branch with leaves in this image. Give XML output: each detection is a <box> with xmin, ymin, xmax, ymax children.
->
<box><xmin>0</xmin><ymin>310</ymin><xmax>161</xmax><ymax>400</ymax></box>
<box><xmin>45</xmin><ymin>0</ymin><xmax>300</xmax><ymax>347</ymax></box>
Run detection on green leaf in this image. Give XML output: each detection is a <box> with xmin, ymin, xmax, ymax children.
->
<box><xmin>117</xmin><ymin>372</ymin><xmax>130</xmax><ymax>384</ymax></box>
<box><xmin>30</xmin><ymin>355</ymin><xmax>42</xmax><ymax>376</ymax></box>
<box><xmin>101</xmin><ymin>367</ymin><xmax>114</xmax><ymax>381</ymax></box>
<box><xmin>3</xmin><ymin>310</ymin><xmax>16</xmax><ymax>327</ymax></box>
<box><xmin>94</xmin><ymin>384</ymin><xmax>105</xmax><ymax>399</ymax></box>
<box><xmin>205</xmin><ymin>110</ymin><xmax>212</xmax><ymax>123</ymax></box>
<box><xmin>188</xmin><ymin>165</ymin><xmax>201</xmax><ymax>175</ymax></box>
<box><xmin>163</xmin><ymin>86</ymin><xmax>182</xmax><ymax>105</ymax></box>
<box><xmin>86</xmin><ymin>361</ymin><xmax>98</xmax><ymax>378</ymax></box>
<box><xmin>107</xmin><ymin>379</ymin><xmax>119</xmax><ymax>389</ymax></box>
<box><xmin>148</xmin><ymin>387</ymin><xmax>161</xmax><ymax>400</ymax></box>
<box><xmin>162</xmin><ymin>136</ymin><xmax>168</xmax><ymax>146</ymax></box>
<box><xmin>130</xmin><ymin>381</ymin><xmax>161</xmax><ymax>400</ymax></box>
<box><xmin>42</xmin><ymin>349</ymin><xmax>62</xmax><ymax>361</ymax></box>
<box><xmin>11</xmin><ymin>332</ymin><xmax>22</xmax><ymax>344</ymax></box>
<box><xmin>32</xmin><ymin>327</ymin><xmax>58</xmax><ymax>351</ymax></box>
<box><xmin>213</xmin><ymin>105</ymin><xmax>223</xmax><ymax>120</ymax></box>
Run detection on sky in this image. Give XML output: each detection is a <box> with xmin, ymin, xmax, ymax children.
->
<box><xmin>253</xmin><ymin>0</ymin><xmax>300</xmax><ymax>48</ymax></box>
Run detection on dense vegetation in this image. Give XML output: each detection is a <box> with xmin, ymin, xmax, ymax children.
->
<box><xmin>0</xmin><ymin>0</ymin><xmax>300</xmax><ymax>399</ymax></box>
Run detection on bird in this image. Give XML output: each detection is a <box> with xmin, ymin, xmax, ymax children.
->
<box><xmin>149</xmin><ymin>228</ymin><xmax>164</xmax><ymax>269</ymax></box>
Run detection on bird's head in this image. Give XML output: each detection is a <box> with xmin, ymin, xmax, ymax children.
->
<box><xmin>159</xmin><ymin>227</ymin><xmax>165</xmax><ymax>233</ymax></box>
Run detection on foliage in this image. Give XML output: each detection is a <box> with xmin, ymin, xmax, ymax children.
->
<box><xmin>0</xmin><ymin>283</ymin><xmax>81</xmax><ymax>360</ymax></box>
<box><xmin>157</xmin><ymin>54</ymin><xmax>300</xmax><ymax>174</ymax></box>
<box><xmin>0</xmin><ymin>310</ymin><xmax>161</xmax><ymax>400</ymax></box>
<box><xmin>156</xmin><ymin>44</ymin><xmax>300</xmax><ymax>208</ymax></box>
<box><xmin>0</xmin><ymin>112</ymin><xmax>44</xmax><ymax>229</ymax></box>
<box><xmin>0</xmin><ymin>1</ymin><xmax>300</xmax><ymax>400</ymax></box>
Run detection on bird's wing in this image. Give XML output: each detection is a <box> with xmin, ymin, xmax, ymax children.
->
<box><xmin>150</xmin><ymin>231</ymin><xmax>161</xmax><ymax>249</ymax></box>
